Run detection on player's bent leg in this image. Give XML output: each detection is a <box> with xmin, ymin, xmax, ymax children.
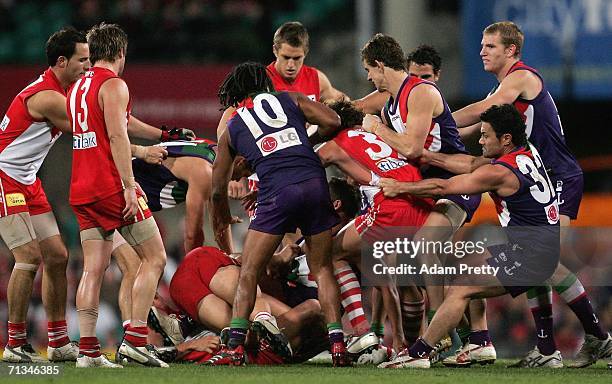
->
<box><xmin>119</xmin><ymin>219</ymin><xmax>168</xmax><ymax>368</ymax></box>
<box><xmin>76</xmin><ymin>230</ymin><xmax>114</xmax><ymax>366</ymax></box>
<box><xmin>121</xmin><ymin>218</ymin><xmax>165</xmax><ymax>326</ymax></box>
<box><xmin>197</xmin><ymin>293</ymin><xmax>232</xmax><ymax>332</ymax></box>
<box><xmin>305</xmin><ymin>230</ymin><xmax>350</xmax><ymax>367</ymax></box>
<box><xmin>112</xmin><ymin>233</ymin><xmax>140</xmax><ymax>324</ymax></box>
<box><xmin>206</xmin><ymin>230</ymin><xmax>282</xmax><ymax>366</ymax></box>
<box><xmin>1</xmin><ymin>212</ymin><xmax>45</xmax><ymax>363</ymax></box>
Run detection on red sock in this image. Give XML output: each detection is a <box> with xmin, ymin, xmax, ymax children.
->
<box><xmin>334</xmin><ymin>264</ymin><xmax>369</xmax><ymax>334</ymax></box>
<box><xmin>7</xmin><ymin>321</ymin><xmax>27</xmax><ymax>347</ymax></box>
<box><xmin>124</xmin><ymin>325</ymin><xmax>148</xmax><ymax>347</ymax></box>
<box><xmin>48</xmin><ymin>320</ymin><xmax>70</xmax><ymax>348</ymax></box>
<box><xmin>79</xmin><ymin>336</ymin><xmax>101</xmax><ymax>358</ymax></box>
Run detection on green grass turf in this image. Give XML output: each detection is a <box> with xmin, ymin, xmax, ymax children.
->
<box><xmin>0</xmin><ymin>360</ymin><xmax>609</xmax><ymax>384</ymax></box>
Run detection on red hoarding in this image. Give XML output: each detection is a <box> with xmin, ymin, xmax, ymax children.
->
<box><xmin>0</xmin><ymin>64</ymin><xmax>232</xmax><ymax>137</ymax></box>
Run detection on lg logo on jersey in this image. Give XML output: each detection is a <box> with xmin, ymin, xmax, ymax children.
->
<box><xmin>256</xmin><ymin>128</ymin><xmax>301</xmax><ymax>156</ymax></box>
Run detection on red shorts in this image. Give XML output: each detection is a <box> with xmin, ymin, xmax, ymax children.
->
<box><xmin>169</xmin><ymin>246</ymin><xmax>237</xmax><ymax>320</ymax></box>
<box><xmin>71</xmin><ymin>190</ymin><xmax>152</xmax><ymax>231</ymax></box>
<box><xmin>355</xmin><ymin>197</ymin><xmax>431</xmax><ymax>241</ymax></box>
<box><xmin>0</xmin><ymin>170</ymin><xmax>52</xmax><ymax>218</ymax></box>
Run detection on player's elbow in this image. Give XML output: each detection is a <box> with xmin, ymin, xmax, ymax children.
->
<box><xmin>400</xmin><ymin>145</ymin><xmax>423</xmax><ymax>160</ymax></box>
<box><xmin>316</xmin><ymin>115</ymin><xmax>341</xmax><ymax>139</ymax></box>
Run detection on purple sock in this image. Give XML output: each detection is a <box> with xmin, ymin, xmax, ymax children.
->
<box><xmin>531</xmin><ymin>305</ymin><xmax>557</xmax><ymax>355</ymax></box>
<box><xmin>468</xmin><ymin>330</ymin><xmax>491</xmax><ymax>346</ymax></box>
<box><xmin>568</xmin><ymin>296</ymin><xmax>607</xmax><ymax>340</ymax></box>
<box><xmin>408</xmin><ymin>338</ymin><xmax>433</xmax><ymax>358</ymax></box>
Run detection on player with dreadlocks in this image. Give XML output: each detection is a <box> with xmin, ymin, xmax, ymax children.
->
<box><xmin>209</xmin><ymin>62</ymin><xmax>351</xmax><ymax>366</ymax></box>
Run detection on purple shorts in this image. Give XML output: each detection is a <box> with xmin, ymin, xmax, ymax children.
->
<box><xmin>250</xmin><ymin>177</ymin><xmax>340</xmax><ymax>236</ymax></box>
<box><xmin>444</xmin><ymin>193</ymin><xmax>482</xmax><ymax>223</ymax></box>
<box><xmin>553</xmin><ymin>173</ymin><xmax>583</xmax><ymax>220</ymax></box>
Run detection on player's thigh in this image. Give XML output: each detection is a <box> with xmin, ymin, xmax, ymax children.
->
<box><xmin>81</xmin><ymin>238</ymin><xmax>114</xmax><ymax>274</ymax></box>
<box><xmin>331</xmin><ymin>219</ymin><xmax>361</xmax><ymax>264</ymax></box>
<box><xmin>208</xmin><ymin>265</ymin><xmax>242</xmax><ymax>305</ymax></box>
<box><xmin>197</xmin><ymin>293</ymin><xmax>232</xmax><ymax>331</ymax></box>
<box><xmin>240</xmin><ymin>229</ymin><xmax>283</xmax><ymax>274</ymax></box>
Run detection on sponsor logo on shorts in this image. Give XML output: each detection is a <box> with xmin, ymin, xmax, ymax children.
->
<box><xmin>5</xmin><ymin>193</ymin><xmax>26</xmax><ymax>207</ymax></box>
<box><xmin>256</xmin><ymin>127</ymin><xmax>301</xmax><ymax>157</ymax></box>
<box><xmin>0</xmin><ymin>115</ymin><xmax>9</xmax><ymax>131</ymax></box>
<box><xmin>73</xmin><ymin>132</ymin><xmax>97</xmax><ymax>149</ymax></box>
<box><xmin>137</xmin><ymin>196</ymin><xmax>149</xmax><ymax>211</ymax></box>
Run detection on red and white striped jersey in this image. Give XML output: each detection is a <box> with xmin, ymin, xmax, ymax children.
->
<box><xmin>0</xmin><ymin>68</ymin><xmax>64</xmax><ymax>185</ymax></box>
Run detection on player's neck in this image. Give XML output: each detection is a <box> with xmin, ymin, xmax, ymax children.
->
<box><xmin>497</xmin><ymin>59</ymin><xmax>520</xmax><ymax>82</ymax></box>
<box><xmin>387</xmin><ymin>70</ymin><xmax>409</xmax><ymax>99</ymax></box>
<box><xmin>50</xmin><ymin>67</ymin><xmax>72</xmax><ymax>90</ymax></box>
<box><xmin>93</xmin><ymin>60</ymin><xmax>120</xmax><ymax>76</ymax></box>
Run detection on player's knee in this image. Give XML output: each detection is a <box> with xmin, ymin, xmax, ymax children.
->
<box><xmin>42</xmin><ymin>244</ymin><xmax>68</xmax><ymax>270</ymax></box>
<box><xmin>12</xmin><ymin>240</ymin><xmax>43</xmax><ymax>266</ymax></box>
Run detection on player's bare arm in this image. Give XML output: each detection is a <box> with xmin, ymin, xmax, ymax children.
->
<box><xmin>101</xmin><ymin>77</ymin><xmax>139</xmax><ymax>219</ymax></box>
<box><xmin>458</xmin><ymin>121</ymin><xmax>482</xmax><ymax>143</ymax></box>
<box><xmin>290</xmin><ymin>92</ymin><xmax>341</xmax><ymax>137</ymax></box>
<box><xmin>316</xmin><ymin>140</ymin><xmax>373</xmax><ymax>185</ymax></box>
<box><xmin>211</xmin><ymin>130</ymin><xmax>237</xmax><ymax>254</ymax></box>
<box><xmin>352</xmin><ymin>90</ymin><xmax>389</xmax><ymax>114</ymax></box>
<box><xmin>27</xmin><ymin>90</ymin><xmax>72</xmax><ymax>133</ymax></box>
<box><xmin>379</xmin><ymin>163</ymin><xmax>516</xmax><ymax>198</ymax></box>
<box><xmin>362</xmin><ymin>84</ymin><xmax>438</xmax><ymax>159</ymax></box>
<box><xmin>452</xmin><ymin>70</ymin><xmax>539</xmax><ymax>127</ymax></box>
<box><xmin>216</xmin><ymin>107</ymin><xmax>236</xmax><ymax>139</ymax></box>
<box><xmin>169</xmin><ymin>157</ymin><xmax>211</xmax><ymax>252</ymax></box>
<box><xmin>131</xmin><ymin>144</ymin><xmax>167</xmax><ymax>165</ymax></box>
<box><xmin>421</xmin><ymin>150</ymin><xmax>490</xmax><ymax>175</ymax></box>
<box><xmin>317</xmin><ymin>69</ymin><xmax>348</xmax><ymax>102</ymax></box>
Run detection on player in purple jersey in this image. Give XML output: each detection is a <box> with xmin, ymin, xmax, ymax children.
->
<box><xmin>358</xmin><ymin>35</ymin><xmax>487</xmax><ymax>363</ymax></box>
<box><xmin>453</xmin><ymin>21</ymin><xmax>610</xmax><ymax>368</ymax></box>
<box><xmin>210</xmin><ymin>62</ymin><xmax>350</xmax><ymax>366</ymax></box>
<box><xmin>377</xmin><ymin>104</ymin><xmax>560</xmax><ymax>368</ymax></box>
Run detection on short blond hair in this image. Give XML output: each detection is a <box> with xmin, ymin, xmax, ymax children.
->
<box><xmin>484</xmin><ymin>21</ymin><xmax>524</xmax><ymax>58</ymax></box>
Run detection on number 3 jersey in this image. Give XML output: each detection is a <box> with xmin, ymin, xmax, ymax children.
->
<box><xmin>227</xmin><ymin>91</ymin><xmax>325</xmax><ymax>201</ymax></box>
<box><xmin>490</xmin><ymin>145</ymin><xmax>559</xmax><ymax>227</ymax></box>
<box><xmin>67</xmin><ymin>67</ymin><xmax>132</xmax><ymax>205</ymax></box>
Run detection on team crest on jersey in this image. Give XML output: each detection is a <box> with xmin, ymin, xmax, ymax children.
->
<box><xmin>0</xmin><ymin>115</ymin><xmax>9</xmax><ymax>131</ymax></box>
<box><xmin>73</xmin><ymin>132</ymin><xmax>97</xmax><ymax>149</ymax></box>
<box><xmin>5</xmin><ymin>193</ymin><xmax>26</xmax><ymax>207</ymax></box>
<box><xmin>376</xmin><ymin>157</ymin><xmax>407</xmax><ymax>172</ymax></box>
<box><xmin>545</xmin><ymin>201</ymin><xmax>559</xmax><ymax>224</ymax></box>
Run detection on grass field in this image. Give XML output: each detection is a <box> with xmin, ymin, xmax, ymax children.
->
<box><xmin>0</xmin><ymin>360</ymin><xmax>609</xmax><ymax>384</ymax></box>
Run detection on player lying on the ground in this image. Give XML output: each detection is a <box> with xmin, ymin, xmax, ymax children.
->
<box><xmin>144</xmin><ymin>245</ymin><xmax>330</xmax><ymax>365</ymax></box>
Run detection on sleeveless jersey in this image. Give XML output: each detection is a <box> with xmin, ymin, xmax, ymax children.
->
<box><xmin>493</xmin><ymin>61</ymin><xmax>582</xmax><ymax>181</ymax></box>
<box><xmin>490</xmin><ymin>145</ymin><xmax>559</xmax><ymax>227</ymax></box>
<box><xmin>382</xmin><ymin>75</ymin><xmax>466</xmax><ymax>179</ymax></box>
<box><xmin>68</xmin><ymin>67</ymin><xmax>132</xmax><ymax>205</ymax></box>
<box><xmin>332</xmin><ymin>128</ymin><xmax>430</xmax><ymax>208</ymax></box>
<box><xmin>267</xmin><ymin>62</ymin><xmax>320</xmax><ymax>101</ymax></box>
<box><xmin>0</xmin><ymin>68</ymin><xmax>64</xmax><ymax>184</ymax></box>
<box><xmin>227</xmin><ymin>91</ymin><xmax>325</xmax><ymax>201</ymax></box>
<box><xmin>134</xmin><ymin>140</ymin><xmax>216</xmax><ymax>211</ymax></box>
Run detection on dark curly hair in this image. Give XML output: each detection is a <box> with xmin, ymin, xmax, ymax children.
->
<box><xmin>329</xmin><ymin>177</ymin><xmax>360</xmax><ymax>219</ymax></box>
<box><xmin>218</xmin><ymin>62</ymin><xmax>275</xmax><ymax>109</ymax></box>
<box><xmin>480</xmin><ymin>104</ymin><xmax>527</xmax><ymax>146</ymax></box>
<box><xmin>407</xmin><ymin>44</ymin><xmax>441</xmax><ymax>74</ymax></box>
<box><xmin>327</xmin><ymin>100</ymin><xmax>365</xmax><ymax>129</ymax></box>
